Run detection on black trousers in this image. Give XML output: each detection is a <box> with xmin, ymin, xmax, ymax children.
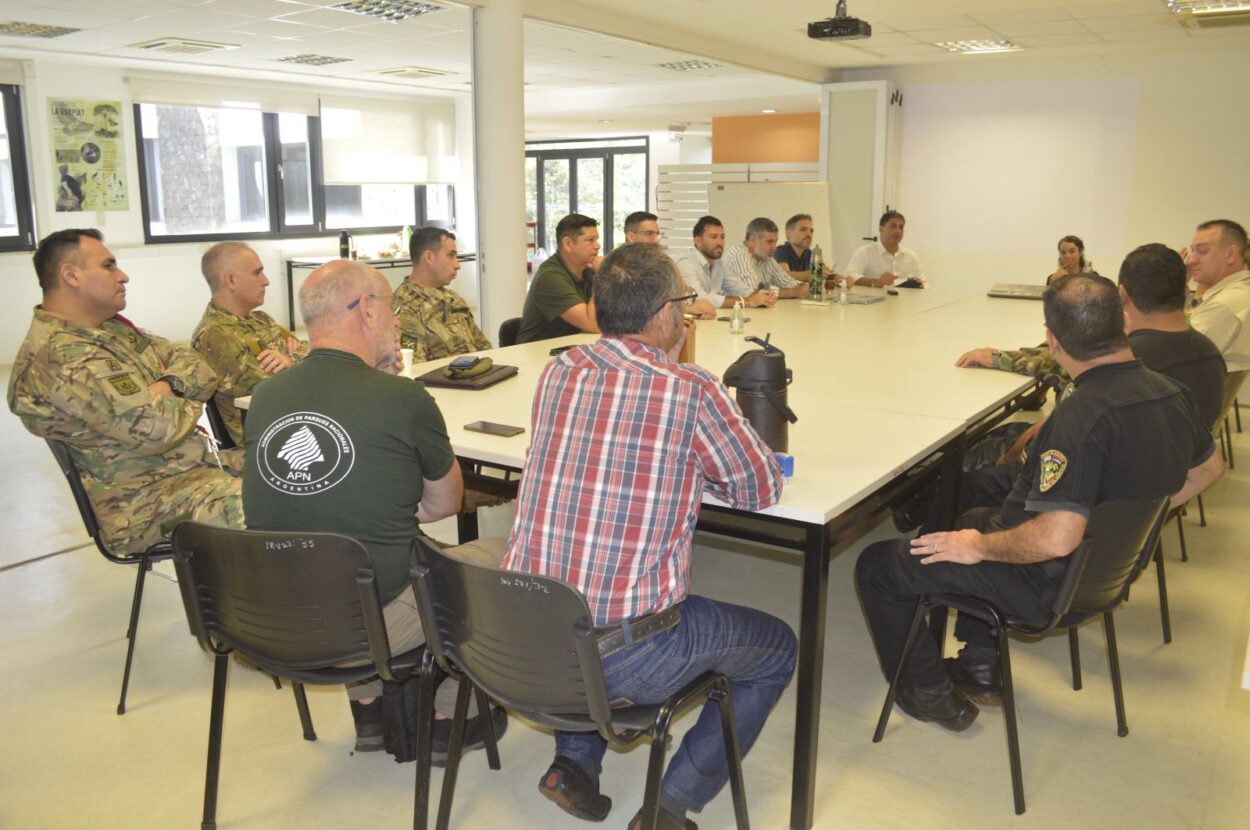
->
<box><xmin>855</xmin><ymin>508</ymin><xmax>1061</xmax><ymax>689</ymax></box>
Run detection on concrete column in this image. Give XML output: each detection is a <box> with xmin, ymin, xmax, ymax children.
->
<box><xmin>471</xmin><ymin>0</ymin><xmax>527</xmax><ymax>343</ymax></box>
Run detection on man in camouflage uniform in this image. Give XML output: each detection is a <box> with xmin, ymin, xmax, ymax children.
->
<box><xmin>955</xmin><ymin>344</ymin><xmax>1070</xmax><ymax>393</ymax></box>
<box><xmin>192</xmin><ymin>242</ymin><xmax>308</xmax><ymax>446</ymax></box>
<box><xmin>396</xmin><ymin>227</ymin><xmax>491</xmax><ymax>363</ymax></box>
<box><xmin>8</xmin><ymin>229</ymin><xmax>242</xmax><ymax>553</ymax></box>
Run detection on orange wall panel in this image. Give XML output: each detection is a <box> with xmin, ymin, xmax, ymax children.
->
<box><xmin>712</xmin><ymin>113</ymin><xmax>820</xmax><ymax>164</ymax></box>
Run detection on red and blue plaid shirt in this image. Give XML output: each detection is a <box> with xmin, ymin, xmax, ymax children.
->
<box><xmin>503</xmin><ymin>336</ymin><xmax>783</xmax><ymax>626</ymax></box>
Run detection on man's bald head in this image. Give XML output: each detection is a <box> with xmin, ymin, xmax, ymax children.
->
<box><xmin>300</xmin><ymin>260</ymin><xmax>386</xmax><ymax>328</ymax></box>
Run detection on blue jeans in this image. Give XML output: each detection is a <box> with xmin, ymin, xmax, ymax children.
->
<box><xmin>555</xmin><ymin>594</ymin><xmax>796</xmax><ymax>814</ymax></box>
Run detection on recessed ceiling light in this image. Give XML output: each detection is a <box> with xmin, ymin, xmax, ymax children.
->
<box><xmin>935</xmin><ymin>39</ymin><xmax>1021</xmax><ymax>54</ymax></box>
<box><xmin>656</xmin><ymin>60</ymin><xmax>721</xmax><ymax>72</ymax></box>
<box><xmin>330</xmin><ymin>1</ymin><xmax>444</xmax><ymax>23</ymax></box>
<box><xmin>1167</xmin><ymin>1</ymin><xmax>1250</xmax><ymax>12</ymax></box>
<box><xmin>278</xmin><ymin>54</ymin><xmax>351</xmax><ymax>66</ymax></box>
<box><xmin>0</xmin><ymin>20</ymin><xmax>80</xmax><ymax>38</ymax></box>
<box><xmin>599</xmin><ymin>119</ymin><xmax>613</xmax><ymax>124</ymax></box>
<box><xmin>761</xmin><ymin>108</ymin><xmax>777</xmax><ymax>114</ymax></box>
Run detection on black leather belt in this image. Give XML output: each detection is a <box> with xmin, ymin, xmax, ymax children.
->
<box><xmin>595</xmin><ymin>604</ymin><xmax>682</xmax><ymax>658</ymax></box>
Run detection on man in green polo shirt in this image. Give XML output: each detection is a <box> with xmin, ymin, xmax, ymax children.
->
<box><xmin>243</xmin><ymin>258</ymin><xmax>506</xmax><ymax>759</ymax></box>
<box><xmin>518</xmin><ymin>213</ymin><xmax>601</xmax><ymax>343</ymax></box>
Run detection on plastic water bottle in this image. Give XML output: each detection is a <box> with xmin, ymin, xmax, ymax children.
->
<box><xmin>837</xmin><ymin>274</ymin><xmax>848</xmax><ymax>305</ymax></box>
<box><xmin>730</xmin><ymin>299</ymin><xmax>745</xmax><ymax>334</ymax></box>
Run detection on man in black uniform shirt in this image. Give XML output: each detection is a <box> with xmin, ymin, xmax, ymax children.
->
<box><xmin>903</xmin><ymin>244</ymin><xmax>1227</xmax><ymax>536</ymax></box>
<box><xmin>857</xmin><ymin>274</ymin><xmax>1224</xmax><ymax>731</ymax></box>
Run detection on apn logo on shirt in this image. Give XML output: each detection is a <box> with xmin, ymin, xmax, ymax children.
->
<box><xmin>256</xmin><ymin>412</ymin><xmax>354</xmax><ymax>495</ymax></box>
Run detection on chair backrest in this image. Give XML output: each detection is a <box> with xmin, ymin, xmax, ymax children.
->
<box><xmin>44</xmin><ymin>438</ymin><xmax>112</xmax><ymax>559</ymax></box>
<box><xmin>409</xmin><ymin>537</ymin><xmax>616</xmax><ymax>729</ymax></box>
<box><xmin>1217</xmin><ymin>369</ymin><xmax>1249</xmax><ymax>430</ymax></box>
<box><xmin>1050</xmin><ymin>496</ymin><xmax>1169</xmax><ymax>628</ymax></box>
<box><xmin>498</xmin><ymin>317</ymin><xmax>522</xmax><ymax>348</ymax></box>
<box><xmin>202</xmin><ymin>397</ymin><xmax>237</xmax><ymax>450</ymax></box>
<box><xmin>171</xmin><ymin>521</ymin><xmax>396</xmax><ymax>680</ymax></box>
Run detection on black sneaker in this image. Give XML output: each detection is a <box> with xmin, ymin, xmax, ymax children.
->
<box><xmin>626</xmin><ymin>806</ymin><xmax>697</xmax><ymax>830</ymax></box>
<box><xmin>430</xmin><ymin>706</ymin><xmax>508</xmax><ymax>767</ymax></box>
<box><xmin>892</xmin><ymin>491</ymin><xmax>930</xmax><ymax>534</ymax></box>
<box><xmin>894</xmin><ymin>683</ymin><xmax>979</xmax><ymax>732</ymax></box>
<box><xmin>944</xmin><ymin>656</ymin><xmax>1001</xmax><ymax>706</ymax></box>
<box><xmin>539</xmin><ymin>756</ymin><xmax>612</xmax><ymax>822</ymax></box>
<box><xmin>350</xmin><ymin>698</ymin><xmax>385</xmax><ymax>752</ymax></box>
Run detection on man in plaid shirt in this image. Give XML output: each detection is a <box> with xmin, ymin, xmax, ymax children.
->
<box><xmin>503</xmin><ymin>243</ymin><xmax>797</xmax><ymax>830</ymax></box>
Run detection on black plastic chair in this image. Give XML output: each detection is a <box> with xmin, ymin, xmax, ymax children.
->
<box><xmin>202</xmin><ymin>396</ymin><xmax>237</xmax><ymax>450</ymax></box>
<box><xmin>171</xmin><ymin>522</ymin><xmax>498</xmax><ymax>830</ymax></box>
<box><xmin>46</xmin><ymin>438</ymin><xmax>175</xmax><ymax>715</ymax></box>
<box><xmin>410</xmin><ymin>537</ymin><xmax>750</xmax><ymax>830</ymax></box>
<box><xmin>873</xmin><ymin>496</ymin><xmax>1169</xmax><ymax>815</ymax></box>
<box><xmin>497</xmin><ymin>317</ymin><xmax>522</xmax><ymax>348</ymax></box>
<box><xmin>1215</xmin><ymin>370</ymin><xmax>1247</xmax><ymax>470</ymax></box>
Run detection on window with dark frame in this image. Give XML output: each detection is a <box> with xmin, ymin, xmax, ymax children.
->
<box><xmin>132</xmin><ymin>103</ymin><xmax>455</xmax><ymax>244</ymax></box>
<box><xmin>0</xmin><ymin>84</ymin><xmax>36</xmax><ymax>253</ymax></box>
<box><xmin>525</xmin><ymin>136</ymin><xmax>649</xmax><ymax>255</ymax></box>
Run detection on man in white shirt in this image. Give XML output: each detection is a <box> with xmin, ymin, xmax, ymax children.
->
<box><xmin>673</xmin><ymin>215</ymin><xmax>776</xmax><ymax>309</ymax></box>
<box><xmin>1186</xmin><ymin>219</ymin><xmax>1250</xmax><ymax>371</ymax></box>
<box><xmin>721</xmin><ymin>217</ymin><xmax>809</xmax><ymax>302</ymax></box>
<box><xmin>846</xmin><ymin>211</ymin><xmax>925</xmax><ymax>288</ymax></box>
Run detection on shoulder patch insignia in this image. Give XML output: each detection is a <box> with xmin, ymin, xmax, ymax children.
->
<box><xmin>1039</xmin><ymin>449</ymin><xmax>1068</xmax><ymax>492</ymax></box>
<box><xmin>107</xmin><ymin>373</ymin><xmax>142</xmax><ymax>396</ymax></box>
<box><xmin>103</xmin><ymin>358</ymin><xmax>123</xmax><ymax>372</ymax></box>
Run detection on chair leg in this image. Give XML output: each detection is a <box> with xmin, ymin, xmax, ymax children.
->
<box><xmin>1154</xmin><ymin>545</ymin><xmax>1172</xmax><ymax>645</ymax></box>
<box><xmin>414</xmin><ymin>651</ymin><xmax>438</xmax><ymax>830</ymax></box>
<box><xmin>118</xmin><ymin>556</ymin><xmax>152</xmax><ymax>715</ymax></box>
<box><xmin>1103</xmin><ymin>613</ymin><xmax>1128</xmax><ymax>737</ymax></box>
<box><xmin>873</xmin><ymin>599</ymin><xmax>929</xmax><ymax>742</ymax></box>
<box><xmin>292</xmin><ymin>683</ymin><xmax>316</xmax><ymax>741</ymax></box>
<box><xmin>1227</xmin><ymin>417</ymin><xmax>1236</xmax><ymax>469</ymax></box>
<box><xmin>435</xmin><ymin>677</ymin><xmax>474</xmax><ymax>830</ymax></box>
<box><xmin>994</xmin><ymin>619</ymin><xmax>1025</xmax><ymax>816</ymax></box>
<box><xmin>642</xmin><ymin>703</ymin><xmax>679</xmax><ymax>830</ymax></box>
<box><xmin>1176</xmin><ymin>510</ymin><xmax>1188</xmax><ymax>563</ymax></box>
<box><xmin>1197</xmin><ymin>493</ymin><xmax>1206</xmax><ymax>527</ymax></box>
<box><xmin>1236</xmin><ymin>398</ymin><xmax>1242</xmax><ymax>433</ymax></box>
<box><xmin>202</xmin><ymin>653</ymin><xmax>229</xmax><ymax>830</ymax></box>
<box><xmin>711</xmin><ymin>677</ymin><xmax>751</xmax><ymax>830</ymax></box>
<box><xmin>1068</xmin><ymin>627</ymin><xmax>1082</xmax><ymax>691</ymax></box>
<box><xmin>473</xmin><ymin>685</ymin><xmax>501</xmax><ymax>770</ymax></box>
<box><xmin>271</xmin><ymin>675</ymin><xmax>282</xmax><ymax>690</ymax></box>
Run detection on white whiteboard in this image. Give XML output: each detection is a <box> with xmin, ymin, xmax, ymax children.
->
<box><xmin>707</xmin><ymin>182</ymin><xmax>836</xmax><ymax>265</ymax></box>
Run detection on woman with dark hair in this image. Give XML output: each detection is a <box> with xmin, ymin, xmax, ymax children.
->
<box><xmin>1047</xmin><ymin>235</ymin><xmax>1091</xmax><ymax>284</ymax></box>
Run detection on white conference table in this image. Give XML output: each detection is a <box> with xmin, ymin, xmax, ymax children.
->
<box><xmin>407</xmin><ymin>285</ymin><xmax>1046</xmax><ymax>830</ymax></box>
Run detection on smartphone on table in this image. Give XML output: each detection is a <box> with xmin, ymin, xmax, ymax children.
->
<box><xmin>464</xmin><ymin>420</ymin><xmax>525</xmax><ymax>437</ymax></box>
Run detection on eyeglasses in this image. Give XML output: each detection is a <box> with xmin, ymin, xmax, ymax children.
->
<box><xmin>346</xmin><ymin>293</ymin><xmax>402</xmax><ymax>316</ymax></box>
<box><xmin>651</xmin><ymin>292</ymin><xmax>697</xmax><ymax>317</ymax></box>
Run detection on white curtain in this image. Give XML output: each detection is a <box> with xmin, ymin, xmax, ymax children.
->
<box><xmin>319</xmin><ymin>94</ymin><xmax>456</xmax><ymax>184</ymax></box>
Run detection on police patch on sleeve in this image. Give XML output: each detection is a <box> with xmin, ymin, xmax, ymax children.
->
<box><xmin>1039</xmin><ymin>449</ymin><xmax>1068</xmax><ymax>492</ymax></box>
<box><xmin>106</xmin><ymin>373</ymin><xmax>142</xmax><ymax>396</ymax></box>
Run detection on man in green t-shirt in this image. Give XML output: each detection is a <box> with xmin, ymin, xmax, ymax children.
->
<box><xmin>518</xmin><ymin>213</ymin><xmax>602</xmax><ymax>343</ymax></box>
<box><xmin>243</xmin><ymin>259</ymin><xmax>506</xmax><ymax>759</ymax></box>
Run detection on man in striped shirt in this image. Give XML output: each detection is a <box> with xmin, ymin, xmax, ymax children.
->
<box><xmin>503</xmin><ymin>243</ymin><xmax>796</xmax><ymax>830</ymax></box>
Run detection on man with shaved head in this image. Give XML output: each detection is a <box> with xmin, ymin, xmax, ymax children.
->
<box><xmin>192</xmin><ymin>242</ymin><xmax>307</xmax><ymax>445</ymax></box>
<box><xmin>242</xmin><ymin>259</ymin><xmax>506</xmax><ymax>759</ymax></box>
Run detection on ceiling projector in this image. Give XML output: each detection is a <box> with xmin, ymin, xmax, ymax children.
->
<box><xmin>809</xmin><ymin>0</ymin><xmax>872</xmax><ymax>41</ymax></box>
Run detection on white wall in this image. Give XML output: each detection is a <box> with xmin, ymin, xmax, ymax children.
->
<box><xmin>0</xmin><ymin>57</ymin><xmax>476</xmax><ymax>360</ymax></box>
<box><xmin>842</xmin><ymin>49</ymin><xmax>1250</xmax><ymax>292</ymax></box>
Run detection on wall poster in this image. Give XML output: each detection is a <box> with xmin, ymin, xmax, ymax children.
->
<box><xmin>48</xmin><ymin>98</ymin><xmax>128</xmax><ymax>212</ymax></box>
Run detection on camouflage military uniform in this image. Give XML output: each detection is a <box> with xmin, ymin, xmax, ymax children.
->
<box><xmin>394</xmin><ymin>280</ymin><xmax>491</xmax><ymax>362</ymax></box>
<box><xmin>8</xmin><ymin>308</ymin><xmax>244</xmax><ymax>553</ymax></box>
<box><xmin>191</xmin><ymin>302</ymin><xmax>308</xmax><ymax>446</ymax></box>
<box><xmin>991</xmin><ymin>345</ymin><xmax>1070</xmax><ymax>392</ymax></box>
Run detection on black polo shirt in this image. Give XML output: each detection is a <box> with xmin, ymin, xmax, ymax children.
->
<box><xmin>773</xmin><ymin>242</ymin><xmax>812</xmax><ymax>273</ymax></box>
<box><xmin>1000</xmin><ymin>359</ymin><xmax>1213</xmax><ymax>528</ymax></box>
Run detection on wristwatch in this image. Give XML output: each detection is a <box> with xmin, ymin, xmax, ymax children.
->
<box><xmin>159</xmin><ymin>375</ymin><xmax>188</xmax><ymax>398</ymax></box>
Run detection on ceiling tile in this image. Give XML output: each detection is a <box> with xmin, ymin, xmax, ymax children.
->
<box><xmin>905</xmin><ymin>26</ymin><xmax>1006</xmax><ymax>43</ymax></box>
<box><xmin>878</xmin><ymin>14</ymin><xmax>982</xmax><ymax>31</ymax></box>
<box><xmin>1079</xmin><ymin>14</ymin><xmax>1184</xmax><ymax>32</ymax></box>
<box><xmin>273</xmin><ymin>6</ymin><xmax>365</xmax><ymax>29</ymax></box>
<box><xmin>220</xmin><ymin>18</ymin><xmax>322</xmax><ymax>38</ymax></box>
<box><xmin>199</xmin><ymin>0</ymin><xmax>304</xmax><ymax>16</ymax></box>
<box><xmin>858</xmin><ymin>43</ymin><xmax>948</xmax><ymax>56</ymax></box>
<box><xmin>1095</xmin><ymin>26</ymin><xmax>1192</xmax><ymax>40</ymax></box>
<box><xmin>1064</xmin><ymin>1</ymin><xmax>1169</xmax><ymax>19</ymax></box>
<box><xmin>989</xmin><ymin>20</ymin><xmax>1089</xmax><ymax>37</ymax></box>
<box><xmin>970</xmin><ymin>8</ymin><xmax>1075</xmax><ymax>26</ymax></box>
<box><xmin>1008</xmin><ymin>32</ymin><xmax>1107</xmax><ymax>47</ymax></box>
